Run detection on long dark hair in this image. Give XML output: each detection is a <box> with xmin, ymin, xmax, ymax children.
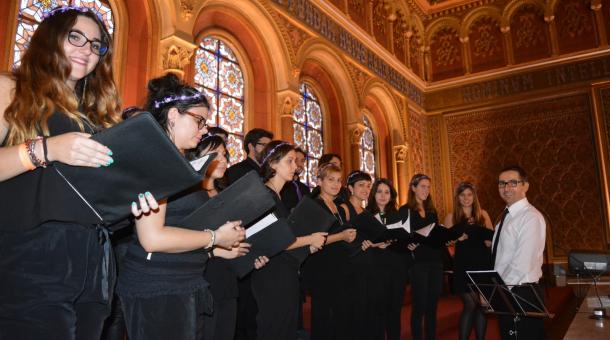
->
<box><xmin>187</xmin><ymin>134</ymin><xmax>228</xmax><ymax>191</ymax></box>
<box><xmin>452</xmin><ymin>182</ymin><xmax>484</xmax><ymax>225</ymax></box>
<box><xmin>260</xmin><ymin>140</ymin><xmax>295</xmax><ymax>182</ymax></box>
<box><xmin>406</xmin><ymin>173</ymin><xmax>436</xmax><ymax>213</ymax></box>
<box><xmin>5</xmin><ymin>7</ymin><xmax>120</xmax><ymax>145</ymax></box>
<box><xmin>144</xmin><ymin>73</ymin><xmax>209</xmax><ymax>133</ymax></box>
<box><xmin>367</xmin><ymin>178</ymin><xmax>398</xmax><ymax>215</ymax></box>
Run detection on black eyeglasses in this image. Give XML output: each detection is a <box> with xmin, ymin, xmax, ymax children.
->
<box><xmin>182</xmin><ymin>111</ymin><xmax>208</xmax><ymax>130</ymax></box>
<box><xmin>498</xmin><ymin>180</ymin><xmax>524</xmax><ymax>188</ymax></box>
<box><xmin>256</xmin><ymin>142</ymin><xmax>268</xmax><ymax>148</ymax></box>
<box><xmin>67</xmin><ymin>30</ymin><xmax>108</xmax><ymax>56</ymax></box>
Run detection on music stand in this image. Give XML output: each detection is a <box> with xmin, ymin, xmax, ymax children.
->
<box><xmin>466</xmin><ymin>270</ymin><xmax>554</xmax><ymax>339</ymax></box>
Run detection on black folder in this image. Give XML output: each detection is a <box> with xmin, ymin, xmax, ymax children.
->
<box><xmin>179</xmin><ymin>171</ymin><xmax>276</xmax><ymax>230</ymax></box>
<box><xmin>346</xmin><ymin>210</ymin><xmax>388</xmax><ymax>257</ymax></box>
<box><xmin>52</xmin><ymin>113</ymin><xmax>206</xmax><ymax>224</ymax></box>
<box><xmin>286</xmin><ymin>196</ymin><xmax>337</xmax><ymax>264</ymax></box>
<box><xmin>229</xmin><ymin>215</ymin><xmax>296</xmax><ymax>278</ymax></box>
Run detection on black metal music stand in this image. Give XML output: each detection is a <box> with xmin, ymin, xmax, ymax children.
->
<box><xmin>466</xmin><ymin>270</ymin><xmax>554</xmax><ymax>340</ymax></box>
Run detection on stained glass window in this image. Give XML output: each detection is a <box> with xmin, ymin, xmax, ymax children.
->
<box><xmin>360</xmin><ymin>116</ymin><xmax>376</xmax><ymax>178</ymax></box>
<box><xmin>13</xmin><ymin>0</ymin><xmax>114</xmax><ymax>68</ymax></box>
<box><xmin>194</xmin><ymin>37</ymin><xmax>245</xmax><ymax>165</ymax></box>
<box><xmin>293</xmin><ymin>83</ymin><xmax>324</xmax><ymax>187</ymax></box>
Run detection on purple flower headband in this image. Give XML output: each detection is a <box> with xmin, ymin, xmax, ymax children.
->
<box><xmin>153</xmin><ymin>92</ymin><xmax>203</xmax><ymax>109</ymax></box>
<box><xmin>42</xmin><ymin>5</ymin><xmax>103</xmax><ymax>22</ymax></box>
<box><xmin>261</xmin><ymin>142</ymin><xmax>289</xmax><ymax>165</ymax></box>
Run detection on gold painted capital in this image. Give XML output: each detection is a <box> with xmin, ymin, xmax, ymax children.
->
<box><xmin>349</xmin><ymin>123</ymin><xmax>366</xmax><ymax>145</ymax></box>
<box><xmin>276</xmin><ymin>90</ymin><xmax>301</xmax><ymax>116</ymax></box>
<box><xmin>393</xmin><ymin>144</ymin><xmax>409</xmax><ymax>162</ymax></box>
<box><xmin>160</xmin><ymin>35</ymin><xmax>198</xmax><ymax>77</ymax></box>
<box><xmin>180</xmin><ymin>0</ymin><xmax>195</xmax><ymax>20</ymax></box>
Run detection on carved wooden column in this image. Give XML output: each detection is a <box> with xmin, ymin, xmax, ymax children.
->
<box><xmin>592</xmin><ymin>1</ymin><xmax>608</xmax><ymax>46</ymax></box>
<box><xmin>501</xmin><ymin>25</ymin><xmax>514</xmax><ymax>66</ymax></box>
<box><xmin>276</xmin><ymin>90</ymin><xmax>300</xmax><ymax>142</ymax></box>
<box><xmin>459</xmin><ymin>36</ymin><xmax>472</xmax><ymax>74</ymax></box>
<box><xmin>422</xmin><ymin>46</ymin><xmax>430</xmax><ymax>81</ymax></box>
<box><xmin>349</xmin><ymin>123</ymin><xmax>366</xmax><ymax>172</ymax></box>
<box><xmin>406</xmin><ymin>29</ymin><xmax>413</xmax><ymax>68</ymax></box>
<box><xmin>159</xmin><ymin>35</ymin><xmax>197</xmax><ymax>79</ymax></box>
<box><xmin>545</xmin><ymin>15</ymin><xmax>560</xmax><ymax>56</ymax></box>
<box><xmin>393</xmin><ymin>144</ymin><xmax>409</xmax><ymax>205</ymax></box>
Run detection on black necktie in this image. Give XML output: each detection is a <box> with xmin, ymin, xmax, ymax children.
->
<box><xmin>491</xmin><ymin>208</ymin><xmax>509</xmax><ymax>265</ymax></box>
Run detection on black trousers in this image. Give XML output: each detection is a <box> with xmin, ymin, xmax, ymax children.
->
<box><xmin>0</xmin><ymin>222</ymin><xmax>112</xmax><ymax>340</ymax></box>
<box><xmin>251</xmin><ymin>259</ymin><xmax>299</xmax><ymax>340</ymax></box>
<box><xmin>235</xmin><ymin>275</ymin><xmax>258</xmax><ymax>340</ymax></box>
<box><xmin>410</xmin><ymin>262</ymin><xmax>444</xmax><ymax>340</ymax></box>
<box><xmin>203</xmin><ymin>298</ymin><xmax>237</xmax><ymax>340</ymax></box>
<box><xmin>497</xmin><ymin>284</ymin><xmax>545</xmax><ymax>340</ymax></box>
<box><xmin>120</xmin><ymin>288</ymin><xmax>212</xmax><ymax>340</ymax></box>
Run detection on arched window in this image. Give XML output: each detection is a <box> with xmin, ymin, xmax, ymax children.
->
<box><xmin>194</xmin><ymin>37</ymin><xmax>245</xmax><ymax>165</ymax></box>
<box><xmin>360</xmin><ymin>115</ymin><xmax>376</xmax><ymax>178</ymax></box>
<box><xmin>293</xmin><ymin>83</ymin><xmax>323</xmax><ymax>187</ymax></box>
<box><xmin>13</xmin><ymin>1</ymin><xmax>115</xmax><ymax>67</ymax></box>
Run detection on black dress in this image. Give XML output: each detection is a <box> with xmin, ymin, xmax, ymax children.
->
<box><xmin>250</xmin><ymin>187</ymin><xmax>301</xmax><ymax>340</ymax></box>
<box><xmin>451</xmin><ymin>221</ymin><xmax>493</xmax><ymax>294</ymax></box>
<box><xmin>399</xmin><ymin>206</ymin><xmax>444</xmax><ymax>340</ymax></box>
<box><xmin>117</xmin><ymin>188</ymin><xmax>213</xmax><ymax>340</ymax></box>
<box><xmin>301</xmin><ymin>198</ymin><xmax>351</xmax><ymax>340</ymax></box>
<box><xmin>0</xmin><ymin>113</ymin><xmax>114</xmax><ymax>340</ymax></box>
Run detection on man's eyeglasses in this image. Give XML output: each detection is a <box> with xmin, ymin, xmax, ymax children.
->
<box><xmin>498</xmin><ymin>180</ymin><xmax>524</xmax><ymax>188</ymax></box>
<box><xmin>182</xmin><ymin>111</ymin><xmax>207</xmax><ymax>130</ymax></box>
<box><xmin>256</xmin><ymin>142</ymin><xmax>268</xmax><ymax>148</ymax></box>
<box><xmin>67</xmin><ymin>30</ymin><xmax>109</xmax><ymax>56</ymax></box>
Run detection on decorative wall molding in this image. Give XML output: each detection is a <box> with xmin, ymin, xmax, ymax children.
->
<box><xmin>160</xmin><ymin>35</ymin><xmax>198</xmax><ymax>77</ymax></box>
<box><xmin>272</xmin><ymin>0</ymin><xmax>424</xmax><ymax>106</ymax></box>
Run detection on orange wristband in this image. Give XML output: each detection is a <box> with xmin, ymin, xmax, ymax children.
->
<box><xmin>18</xmin><ymin>143</ymin><xmax>36</xmax><ymax>171</ymax></box>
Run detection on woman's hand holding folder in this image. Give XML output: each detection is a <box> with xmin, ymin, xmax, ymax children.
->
<box><xmin>215</xmin><ymin>221</ymin><xmax>245</xmax><ymax>249</ymax></box>
<box><xmin>47</xmin><ymin>132</ymin><xmax>114</xmax><ymax>168</ymax></box>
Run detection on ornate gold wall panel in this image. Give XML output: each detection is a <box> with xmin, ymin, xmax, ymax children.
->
<box><xmin>468</xmin><ymin>15</ymin><xmax>506</xmax><ymax>73</ymax></box>
<box><xmin>430</xmin><ymin>26</ymin><xmax>464</xmax><ymax>80</ymax></box>
<box><xmin>510</xmin><ymin>4</ymin><xmax>550</xmax><ymax>64</ymax></box>
<box><xmin>555</xmin><ymin>0</ymin><xmax>599</xmax><ymax>54</ymax></box>
<box><xmin>445</xmin><ymin>94</ymin><xmax>606</xmax><ymax>256</ymax></box>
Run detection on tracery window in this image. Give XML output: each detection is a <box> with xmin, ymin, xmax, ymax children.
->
<box><xmin>293</xmin><ymin>83</ymin><xmax>324</xmax><ymax>187</ymax></box>
<box><xmin>194</xmin><ymin>37</ymin><xmax>245</xmax><ymax>165</ymax></box>
<box><xmin>14</xmin><ymin>0</ymin><xmax>115</xmax><ymax>67</ymax></box>
<box><xmin>360</xmin><ymin>115</ymin><xmax>376</xmax><ymax>178</ymax></box>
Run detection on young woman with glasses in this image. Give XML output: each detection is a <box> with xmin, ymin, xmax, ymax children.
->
<box><xmin>0</xmin><ymin>6</ymin><xmax>137</xmax><ymax>339</ymax></box>
<box><xmin>116</xmin><ymin>74</ymin><xmax>245</xmax><ymax>340</ymax></box>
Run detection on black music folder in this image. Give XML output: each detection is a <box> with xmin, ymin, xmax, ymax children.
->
<box><xmin>52</xmin><ymin>113</ymin><xmax>207</xmax><ymax>225</ymax></box>
<box><xmin>286</xmin><ymin>196</ymin><xmax>336</xmax><ymax>264</ymax></box>
<box><xmin>229</xmin><ymin>213</ymin><xmax>296</xmax><ymax>278</ymax></box>
<box><xmin>179</xmin><ymin>171</ymin><xmax>276</xmax><ymax>230</ymax></box>
<box><xmin>345</xmin><ymin>209</ymin><xmax>389</xmax><ymax>257</ymax></box>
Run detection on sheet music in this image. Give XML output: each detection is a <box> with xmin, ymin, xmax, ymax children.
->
<box><xmin>246</xmin><ymin>213</ymin><xmax>278</xmax><ymax>238</ymax></box>
<box><xmin>415</xmin><ymin>223</ymin><xmax>435</xmax><ymax>237</ymax></box>
<box><xmin>190</xmin><ymin>154</ymin><xmax>212</xmax><ymax>171</ymax></box>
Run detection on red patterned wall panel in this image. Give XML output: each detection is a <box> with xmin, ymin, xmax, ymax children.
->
<box><xmin>409</xmin><ymin>110</ymin><xmax>426</xmax><ymax>175</ymax></box>
<box><xmin>555</xmin><ymin>0</ymin><xmax>598</xmax><ymax>54</ymax></box>
<box><xmin>328</xmin><ymin>0</ymin><xmax>346</xmax><ymax>13</ymax></box>
<box><xmin>445</xmin><ymin>94</ymin><xmax>606</xmax><ymax>256</ymax></box>
<box><xmin>604</xmin><ymin>0</ymin><xmax>610</xmax><ymax>42</ymax></box>
<box><xmin>510</xmin><ymin>4</ymin><xmax>551</xmax><ymax>64</ymax></box>
<box><xmin>430</xmin><ymin>26</ymin><xmax>465</xmax><ymax>81</ymax></box>
<box><xmin>427</xmin><ymin>115</ymin><xmax>446</xmax><ymax>218</ymax></box>
<box><xmin>409</xmin><ymin>28</ymin><xmax>423</xmax><ymax>78</ymax></box>
<box><xmin>469</xmin><ymin>16</ymin><xmax>507</xmax><ymax>73</ymax></box>
<box><xmin>372</xmin><ymin>0</ymin><xmax>389</xmax><ymax>50</ymax></box>
<box><xmin>602</xmin><ymin>87</ymin><xmax>610</xmax><ymax>157</ymax></box>
<box><xmin>393</xmin><ymin>15</ymin><xmax>407</xmax><ymax>64</ymax></box>
<box><xmin>348</xmin><ymin>0</ymin><xmax>369</xmax><ymax>33</ymax></box>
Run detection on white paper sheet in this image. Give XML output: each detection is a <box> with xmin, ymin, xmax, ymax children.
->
<box><xmin>246</xmin><ymin>213</ymin><xmax>278</xmax><ymax>238</ymax></box>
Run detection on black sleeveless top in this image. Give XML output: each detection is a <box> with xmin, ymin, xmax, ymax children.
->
<box><xmin>117</xmin><ymin>186</ymin><xmax>211</xmax><ymax>297</ymax></box>
<box><xmin>0</xmin><ymin>113</ymin><xmax>101</xmax><ymax>231</ymax></box>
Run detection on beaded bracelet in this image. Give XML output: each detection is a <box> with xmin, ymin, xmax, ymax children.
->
<box><xmin>18</xmin><ymin>143</ymin><xmax>36</xmax><ymax>171</ymax></box>
<box><xmin>204</xmin><ymin>229</ymin><xmax>216</xmax><ymax>249</ymax></box>
<box><xmin>25</xmin><ymin>137</ymin><xmax>47</xmax><ymax>168</ymax></box>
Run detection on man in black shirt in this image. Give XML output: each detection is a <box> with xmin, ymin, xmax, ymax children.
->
<box><xmin>226</xmin><ymin>128</ymin><xmax>273</xmax><ymax>184</ymax></box>
<box><xmin>229</xmin><ymin>128</ymin><xmax>273</xmax><ymax>340</ymax></box>
<box><xmin>280</xmin><ymin>147</ymin><xmax>311</xmax><ymax>211</ymax></box>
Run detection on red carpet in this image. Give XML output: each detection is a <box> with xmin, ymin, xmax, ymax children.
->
<box><xmin>302</xmin><ymin>285</ymin><xmax>574</xmax><ymax>340</ymax></box>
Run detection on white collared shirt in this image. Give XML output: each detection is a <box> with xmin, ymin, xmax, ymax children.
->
<box><xmin>492</xmin><ymin>197</ymin><xmax>546</xmax><ymax>286</ymax></box>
